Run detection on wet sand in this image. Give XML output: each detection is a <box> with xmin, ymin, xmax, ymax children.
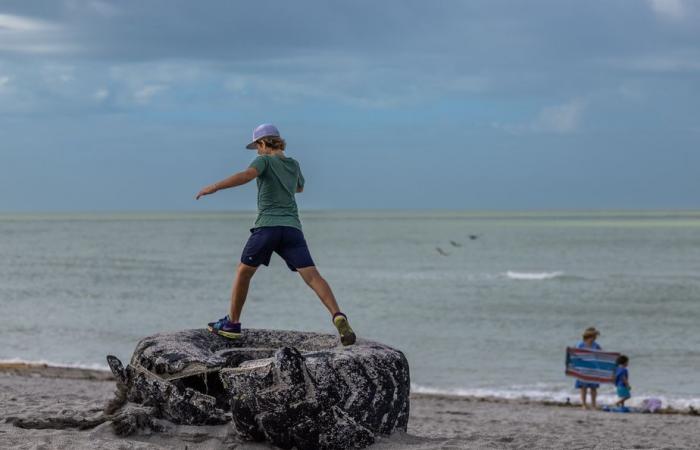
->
<box><xmin>1</xmin><ymin>365</ymin><xmax>699</xmax><ymax>449</ymax></box>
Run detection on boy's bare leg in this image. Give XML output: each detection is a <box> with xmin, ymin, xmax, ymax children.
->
<box><xmin>580</xmin><ymin>388</ymin><xmax>588</xmax><ymax>409</ymax></box>
<box><xmin>229</xmin><ymin>263</ymin><xmax>258</xmax><ymax>323</ymax></box>
<box><xmin>297</xmin><ymin>266</ymin><xmax>340</xmax><ymax>315</ymax></box>
<box><xmin>590</xmin><ymin>388</ymin><xmax>598</xmax><ymax>409</ymax></box>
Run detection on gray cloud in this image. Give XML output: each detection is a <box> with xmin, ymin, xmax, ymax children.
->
<box><xmin>0</xmin><ymin>0</ymin><xmax>698</xmax><ymax>112</ymax></box>
<box><xmin>1</xmin><ymin>1</ymin><xmax>700</xmax><ymax>210</ymax></box>
<box><xmin>0</xmin><ymin>0</ymin><xmax>698</xmax><ymax>129</ymax></box>
<box><xmin>493</xmin><ymin>98</ymin><xmax>588</xmax><ymax>135</ymax></box>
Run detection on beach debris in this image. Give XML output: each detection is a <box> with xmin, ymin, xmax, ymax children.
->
<box><xmin>107</xmin><ymin>354</ymin><xmax>128</xmax><ymax>385</ymax></box>
<box><xmin>104</xmin><ymin>378</ymin><xmax>128</xmax><ymax>416</ymax></box>
<box><xmin>103</xmin><ymin>328</ymin><xmax>410</xmax><ymax>449</ymax></box>
<box><xmin>6</xmin><ymin>400</ymin><xmax>160</xmax><ymax>435</ymax></box>
<box><xmin>602</xmin><ymin>405</ymin><xmax>631</xmax><ymax>413</ymax></box>
<box><xmin>435</xmin><ymin>247</ymin><xmax>449</xmax><ymax>256</ymax></box>
<box><xmin>9</xmin><ymin>412</ymin><xmax>108</xmax><ymax>431</ymax></box>
<box><xmin>640</xmin><ymin>398</ymin><xmax>663</xmax><ymax>413</ymax></box>
<box><xmin>449</xmin><ymin>240</ymin><xmax>462</xmax><ymax>247</ymax></box>
<box><xmin>111</xmin><ymin>404</ymin><xmax>164</xmax><ymax>436</ymax></box>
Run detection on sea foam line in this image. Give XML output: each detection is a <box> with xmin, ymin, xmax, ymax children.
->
<box><xmin>505</xmin><ymin>270</ymin><xmax>564</xmax><ymax>281</ymax></box>
<box><xmin>411</xmin><ymin>383</ymin><xmax>700</xmax><ymax>410</ymax></box>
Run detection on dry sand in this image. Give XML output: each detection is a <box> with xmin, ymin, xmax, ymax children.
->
<box><xmin>1</xmin><ymin>365</ymin><xmax>698</xmax><ymax>449</ymax></box>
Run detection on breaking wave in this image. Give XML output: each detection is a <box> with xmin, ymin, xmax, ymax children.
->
<box><xmin>505</xmin><ymin>271</ymin><xmax>565</xmax><ymax>281</ymax></box>
<box><xmin>411</xmin><ymin>383</ymin><xmax>700</xmax><ymax>410</ymax></box>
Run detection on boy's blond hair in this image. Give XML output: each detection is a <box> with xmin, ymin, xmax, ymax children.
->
<box><xmin>259</xmin><ymin>136</ymin><xmax>286</xmax><ymax>151</ymax></box>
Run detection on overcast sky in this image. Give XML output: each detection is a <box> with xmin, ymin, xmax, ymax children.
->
<box><xmin>1</xmin><ymin>0</ymin><xmax>698</xmax><ymax>211</ymax></box>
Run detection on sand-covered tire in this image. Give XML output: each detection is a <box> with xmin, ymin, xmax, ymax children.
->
<box><xmin>221</xmin><ymin>339</ymin><xmax>410</xmax><ymax>449</ymax></box>
<box><xmin>110</xmin><ymin>329</ymin><xmax>410</xmax><ymax>449</ymax></box>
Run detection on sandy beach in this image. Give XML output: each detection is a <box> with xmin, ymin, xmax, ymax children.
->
<box><xmin>1</xmin><ymin>365</ymin><xmax>699</xmax><ymax>449</ymax></box>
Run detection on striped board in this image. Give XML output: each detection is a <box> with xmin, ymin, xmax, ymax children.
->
<box><xmin>565</xmin><ymin>347</ymin><xmax>620</xmax><ymax>384</ymax></box>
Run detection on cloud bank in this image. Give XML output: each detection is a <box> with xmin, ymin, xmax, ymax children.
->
<box><xmin>1</xmin><ymin>0</ymin><xmax>699</xmax><ymax>210</ymax></box>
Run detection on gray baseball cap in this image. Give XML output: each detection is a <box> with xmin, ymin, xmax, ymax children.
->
<box><xmin>245</xmin><ymin>123</ymin><xmax>280</xmax><ymax>149</ymax></box>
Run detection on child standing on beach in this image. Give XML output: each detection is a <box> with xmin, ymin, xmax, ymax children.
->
<box><xmin>195</xmin><ymin>123</ymin><xmax>356</xmax><ymax>346</ymax></box>
<box><xmin>575</xmin><ymin>327</ymin><xmax>602</xmax><ymax>409</ymax></box>
<box><xmin>615</xmin><ymin>355</ymin><xmax>631</xmax><ymax>407</ymax></box>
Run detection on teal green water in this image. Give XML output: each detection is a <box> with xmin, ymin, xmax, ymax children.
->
<box><xmin>1</xmin><ymin>211</ymin><xmax>699</xmax><ymax>408</ymax></box>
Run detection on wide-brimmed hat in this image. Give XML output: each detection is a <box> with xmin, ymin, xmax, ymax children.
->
<box><xmin>582</xmin><ymin>327</ymin><xmax>600</xmax><ymax>339</ymax></box>
<box><xmin>245</xmin><ymin>123</ymin><xmax>280</xmax><ymax>149</ymax></box>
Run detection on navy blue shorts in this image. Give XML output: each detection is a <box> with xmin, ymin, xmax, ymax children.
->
<box><xmin>240</xmin><ymin>226</ymin><xmax>315</xmax><ymax>272</ymax></box>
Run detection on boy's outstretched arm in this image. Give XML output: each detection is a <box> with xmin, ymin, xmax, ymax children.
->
<box><xmin>196</xmin><ymin>167</ymin><xmax>258</xmax><ymax>200</ymax></box>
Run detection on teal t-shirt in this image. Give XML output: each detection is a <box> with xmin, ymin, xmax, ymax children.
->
<box><xmin>249</xmin><ymin>154</ymin><xmax>305</xmax><ymax>230</ymax></box>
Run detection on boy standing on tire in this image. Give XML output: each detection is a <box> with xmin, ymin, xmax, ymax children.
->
<box><xmin>196</xmin><ymin>123</ymin><xmax>356</xmax><ymax>346</ymax></box>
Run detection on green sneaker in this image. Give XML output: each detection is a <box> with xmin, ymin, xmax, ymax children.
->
<box><xmin>333</xmin><ymin>312</ymin><xmax>356</xmax><ymax>346</ymax></box>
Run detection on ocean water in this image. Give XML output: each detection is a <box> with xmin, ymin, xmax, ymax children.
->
<box><xmin>2</xmin><ymin>211</ymin><xmax>699</xmax><ymax>408</ymax></box>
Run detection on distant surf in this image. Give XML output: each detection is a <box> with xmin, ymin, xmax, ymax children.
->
<box><xmin>505</xmin><ymin>271</ymin><xmax>565</xmax><ymax>281</ymax></box>
<box><xmin>411</xmin><ymin>383</ymin><xmax>700</xmax><ymax>410</ymax></box>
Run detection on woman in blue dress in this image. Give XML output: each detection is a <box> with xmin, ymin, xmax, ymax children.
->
<box><xmin>575</xmin><ymin>327</ymin><xmax>602</xmax><ymax>409</ymax></box>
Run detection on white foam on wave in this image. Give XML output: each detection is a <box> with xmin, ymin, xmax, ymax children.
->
<box><xmin>367</xmin><ymin>270</ymin><xmax>502</xmax><ymax>282</ymax></box>
<box><xmin>0</xmin><ymin>357</ymin><xmax>109</xmax><ymax>371</ymax></box>
<box><xmin>411</xmin><ymin>383</ymin><xmax>700</xmax><ymax>410</ymax></box>
<box><xmin>505</xmin><ymin>270</ymin><xmax>564</xmax><ymax>281</ymax></box>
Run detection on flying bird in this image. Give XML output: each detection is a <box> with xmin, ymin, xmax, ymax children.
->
<box><xmin>449</xmin><ymin>240</ymin><xmax>462</xmax><ymax>247</ymax></box>
<box><xmin>435</xmin><ymin>247</ymin><xmax>449</xmax><ymax>256</ymax></box>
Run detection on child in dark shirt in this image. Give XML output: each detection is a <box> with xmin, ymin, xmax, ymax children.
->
<box><xmin>615</xmin><ymin>355</ymin><xmax>631</xmax><ymax>407</ymax></box>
